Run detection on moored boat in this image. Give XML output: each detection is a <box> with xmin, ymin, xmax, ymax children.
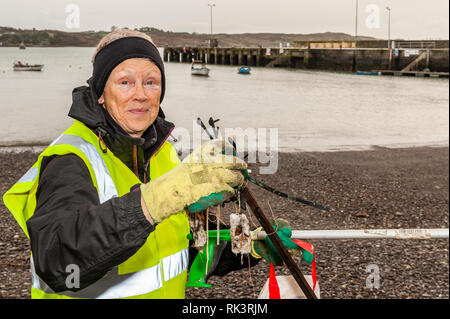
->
<box><xmin>191</xmin><ymin>60</ymin><xmax>210</xmax><ymax>76</ymax></box>
<box><xmin>13</xmin><ymin>61</ymin><xmax>44</xmax><ymax>72</ymax></box>
<box><xmin>238</xmin><ymin>66</ymin><xmax>251</xmax><ymax>74</ymax></box>
<box><xmin>356</xmin><ymin>71</ymin><xmax>379</xmax><ymax>76</ymax></box>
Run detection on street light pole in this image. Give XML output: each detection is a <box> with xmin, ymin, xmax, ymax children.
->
<box><xmin>386</xmin><ymin>6</ymin><xmax>392</xmax><ymax>70</ymax></box>
<box><xmin>386</xmin><ymin>6</ymin><xmax>391</xmax><ymax>49</ymax></box>
<box><xmin>208</xmin><ymin>3</ymin><xmax>216</xmax><ymax>39</ymax></box>
<box><xmin>352</xmin><ymin>0</ymin><xmax>359</xmax><ymax>72</ymax></box>
<box><xmin>354</xmin><ymin>0</ymin><xmax>359</xmax><ymax>48</ymax></box>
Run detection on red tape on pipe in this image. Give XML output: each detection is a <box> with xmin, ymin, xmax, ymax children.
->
<box><xmin>293</xmin><ymin>239</ymin><xmax>317</xmax><ymax>292</ymax></box>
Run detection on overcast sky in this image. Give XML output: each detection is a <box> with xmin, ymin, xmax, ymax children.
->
<box><xmin>1</xmin><ymin>0</ymin><xmax>448</xmax><ymax>39</ymax></box>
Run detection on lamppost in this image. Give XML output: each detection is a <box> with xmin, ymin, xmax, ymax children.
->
<box><xmin>353</xmin><ymin>0</ymin><xmax>359</xmax><ymax>72</ymax></box>
<box><xmin>354</xmin><ymin>0</ymin><xmax>359</xmax><ymax>48</ymax></box>
<box><xmin>386</xmin><ymin>6</ymin><xmax>391</xmax><ymax>49</ymax></box>
<box><xmin>208</xmin><ymin>3</ymin><xmax>216</xmax><ymax>42</ymax></box>
<box><xmin>386</xmin><ymin>6</ymin><xmax>392</xmax><ymax>69</ymax></box>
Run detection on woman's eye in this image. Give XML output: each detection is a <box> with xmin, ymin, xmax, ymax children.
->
<box><xmin>121</xmin><ymin>81</ymin><xmax>128</xmax><ymax>85</ymax></box>
<box><xmin>146</xmin><ymin>81</ymin><xmax>153</xmax><ymax>85</ymax></box>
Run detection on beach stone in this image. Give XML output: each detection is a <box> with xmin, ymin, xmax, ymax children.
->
<box><xmin>1</xmin><ymin>147</ymin><xmax>448</xmax><ymax>299</ymax></box>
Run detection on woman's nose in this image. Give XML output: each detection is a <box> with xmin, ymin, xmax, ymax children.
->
<box><xmin>133</xmin><ymin>82</ymin><xmax>147</xmax><ymax>100</ymax></box>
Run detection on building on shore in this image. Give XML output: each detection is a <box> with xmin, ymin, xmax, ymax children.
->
<box><xmin>293</xmin><ymin>40</ymin><xmax>449</xmax><ymax>49</ymax></box>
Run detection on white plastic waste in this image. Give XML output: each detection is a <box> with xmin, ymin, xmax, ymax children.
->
<box><xmin>258</xmin><ymin>275</ymin><xmax>320</xmax><ymax>299</ymax></box>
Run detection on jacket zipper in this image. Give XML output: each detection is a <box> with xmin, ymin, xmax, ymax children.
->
<box><xmin>132</xmin><ymin>144</ymin><xmax>139</xmax><ymax>179</ymax></box>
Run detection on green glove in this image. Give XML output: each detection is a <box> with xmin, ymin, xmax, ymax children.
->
<box><xmin>141</xmin><ymin>139</ymin><xmax>247</xmax><ymax>223</ymax></box>
<box><xmin>186</xmin><ymin>191</ymin><xmax>230</xmax><ymax>213</ymax></box>
<box><xmin>251</xmin><ymin>218</ymin><xmax>313</xmax><ymax>265</ymax></box>
<box><xmin>186</xmin><ymin>139</ymin><xmax>249</xmax><ymax>213</ymax></box>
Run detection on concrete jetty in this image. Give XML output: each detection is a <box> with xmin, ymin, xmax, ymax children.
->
<box><xmin>163</xmin><ymin>42</ymin><xmax>449</xmax><ymax>74</ymax></box>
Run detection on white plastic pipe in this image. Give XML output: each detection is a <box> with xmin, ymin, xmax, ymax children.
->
<box><xmin>253</xmin><ymin>228</ymin><xmax>449</xmax><ymax>240</ymax></box>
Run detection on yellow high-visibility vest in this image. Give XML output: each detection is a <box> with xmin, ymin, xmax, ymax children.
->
<box><xmin>3</xmin><ymin>120</ymin><xmax>190</xmax><ymax>299</ymax></box>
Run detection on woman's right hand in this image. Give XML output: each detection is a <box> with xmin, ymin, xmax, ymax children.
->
<box><xmin>140</xmin><ymin>139</ymin><xmax>247</xmax><ymax>223</ymax></box>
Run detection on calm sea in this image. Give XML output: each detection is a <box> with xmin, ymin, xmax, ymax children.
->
<box><xmin>0</xmin><ymin>47</ymin><xmax>448</xmax><ymax>152</ymax></box>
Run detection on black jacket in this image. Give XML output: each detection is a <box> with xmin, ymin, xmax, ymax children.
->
<box><xmin>26</xmin><ymin>81</ymin><xmax>259</xmax><ymax>293</ymax></box>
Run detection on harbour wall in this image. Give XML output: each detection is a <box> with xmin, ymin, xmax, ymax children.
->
<box><xmin>163</xmin><ymin>47</ymin><xmax>449</xmax><ymax>73</ymax></box>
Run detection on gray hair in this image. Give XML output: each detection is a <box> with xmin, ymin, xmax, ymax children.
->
<box><xmin>92</xmin><ymin>28</ymin><xmax>154</xmax><ymax>63</ymax></box>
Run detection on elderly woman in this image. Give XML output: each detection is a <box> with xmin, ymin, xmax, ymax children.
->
<box><xmin>4</xmin><ymin>29</ymin><xmax>301</xmax><ymax>299</ymax></box>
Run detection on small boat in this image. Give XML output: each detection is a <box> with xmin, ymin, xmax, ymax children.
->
<box><xmin>191</xmin><ymin>60</ymin><xmax>210</xmax><ymax>76</ymax></box>
<box><xmin>356</xmin><ymin>71</ymin><xmax>379</xmax><ymax>76</ymax></box>
<box><xmin>238</xmin><ymin>66</ymin><xmax>251</xmax><ymax>74</ymax></box>
<box><xmin>13</xmin><ymin>61</ymin><xmax>44</xmax><ymax>72</ymax></box>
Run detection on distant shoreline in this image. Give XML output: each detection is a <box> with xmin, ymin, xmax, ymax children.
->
<box><xmin>0</xmin><ymin>26</ymin><xmax>378</xmax><ymax>48</ymax></box>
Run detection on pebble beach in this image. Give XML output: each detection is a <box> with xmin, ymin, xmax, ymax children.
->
<box><xmin>0</xmin><ymin>146</ymin><xmax>448</xmax><ymax>299</ymax></box>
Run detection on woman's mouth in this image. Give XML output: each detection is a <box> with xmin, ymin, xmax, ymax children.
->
<box><xmin>129</xmin><ymin>108</ymin><xmax>148</xmax><ymax>114</ymax></box>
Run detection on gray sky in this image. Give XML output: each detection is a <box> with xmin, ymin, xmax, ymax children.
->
<box><xmin>1</xmin><ymin>0</ymin><xmax>448</xmax><ymax>39</ymax></box>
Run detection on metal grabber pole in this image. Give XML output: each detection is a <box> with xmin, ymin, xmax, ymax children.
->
<box><xmin>252</xmin><ymin>228</ymin><xmax>449</xmax><ymax>240</ymax></box>
<box><xmin>242</xmin><ymin>187</ymin><xmax>318</xmax><ymax>299</ymax></box>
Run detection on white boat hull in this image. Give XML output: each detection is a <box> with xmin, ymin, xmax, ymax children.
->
<box><xmin>14</xmin><ymin>65</ymin><xmax>44</xmax><ymax>72</ymax></box>
<box><xmin>191</xmin><ymin>67</ymin><xmax>210</xmax><ymax>76</ymax></box>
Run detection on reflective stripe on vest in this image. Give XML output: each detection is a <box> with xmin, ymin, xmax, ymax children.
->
<box><xmin>50</xmin><ymin>134</ymin><xmax>118</xmax><ymax>203</ymax></box>
<box><xmin>17</xmin><ymin>166</ymin><xmax>39</xmax><ymax>184</ymax></box>
<box><xmin>31</xmin><ymin>247</ymin><xmax>189</xmax><ymax>299</ymax></box>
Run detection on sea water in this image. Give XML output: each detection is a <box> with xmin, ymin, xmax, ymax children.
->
<box><xmin>0</xmin><ymin>47</ymin><xmax>448</xmax><ymax>152</ymax></box>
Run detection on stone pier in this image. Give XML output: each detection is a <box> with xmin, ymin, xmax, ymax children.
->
<box><xmin>163</xmin><ymin>47</ymin><xmax>449</xmax><ymax>73</ymax></box>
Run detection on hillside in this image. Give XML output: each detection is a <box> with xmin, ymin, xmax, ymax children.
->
<box><xmin>0</xmin><ymin>26</ymin><xmax>376</xmax><ymax>48</ymax></box>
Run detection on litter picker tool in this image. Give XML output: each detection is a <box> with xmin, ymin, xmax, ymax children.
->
<box><xmin>196</xmin><ymin>117</ymin><xmax>329</xmax><ymax>212</ymax></box>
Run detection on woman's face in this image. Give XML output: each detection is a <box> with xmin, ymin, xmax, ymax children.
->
<box><xmin>98</xmin><ymin>58</ymin><xmax>161</xmax><ymax>138</ymax></box>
